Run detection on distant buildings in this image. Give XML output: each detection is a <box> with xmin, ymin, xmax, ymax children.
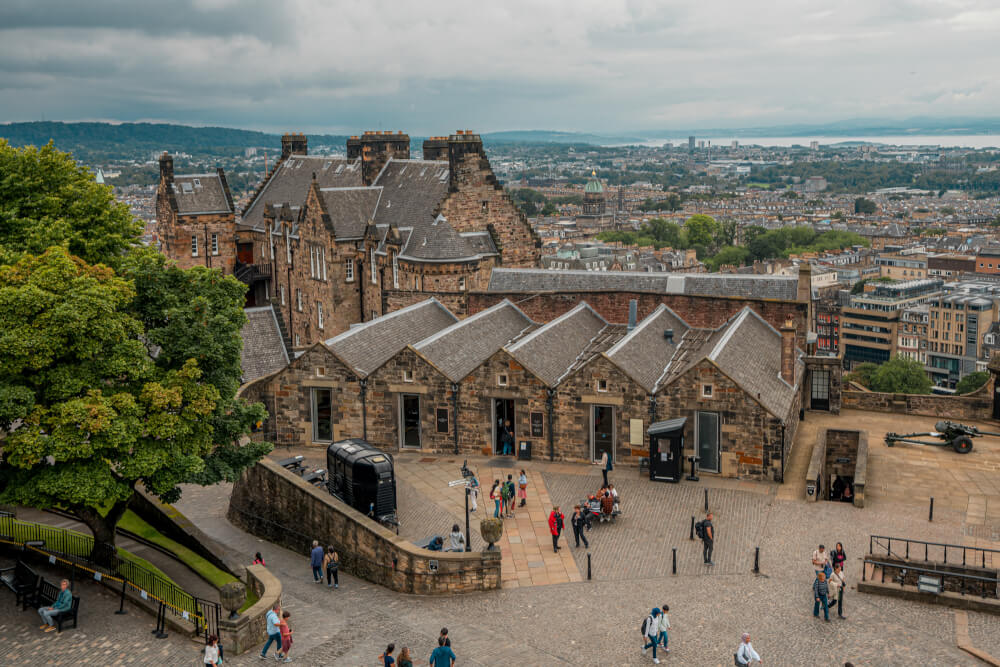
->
<box><xmin>840</xmin><ymin>279</ymin><xmax>943</xmax><ymax>367</ymax></box>
<box><xmin>926</xmin><ymin>281</ymin><xmax>1000</xmax><ymax>387</ymax></box>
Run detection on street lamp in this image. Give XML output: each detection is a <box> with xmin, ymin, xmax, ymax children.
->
<box><xmin>461</xmin><ymin>463</ymin><xmax>472</xmax><ymax>552</ymax></box>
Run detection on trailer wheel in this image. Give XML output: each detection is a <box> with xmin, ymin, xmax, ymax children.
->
<box><xmin>953</xmin><ymin>436</ymin><xmax>973</xmax><ymax>454</ymax></box>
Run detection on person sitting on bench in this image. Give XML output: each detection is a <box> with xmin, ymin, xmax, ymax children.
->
<box><xmin>38</xmin><ymin>579</ymin><xmax>72</xmax><ymax>633</ymax></box>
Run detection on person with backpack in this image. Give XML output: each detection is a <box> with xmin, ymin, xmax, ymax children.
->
<box><xmin>697</xmin><ymin>512</ymin><xmax>715</xmax><ymax>565</ymax></box>
<box><xmin>323</xmin><ymin>545</ymin><xmax>339</xmax><ymax>589</ymax></box>
<box><xmin>641</xmin><ymin>607</ymin><xmax>662</xmax><ymax>664</ymax></box>
<box><xmin>503</xmin><ymin>474</ymin><xmax>516</xmax><ymax>518</ymax></box>
<box><xmin>735</xmin><ymin>632</ymin><xmax>761</xmax><ymax>665</ymax></box>
<box><xmin>379</xmin><ymin>643</ymin><xmax>395</xmax><ymax>667</ymax></box>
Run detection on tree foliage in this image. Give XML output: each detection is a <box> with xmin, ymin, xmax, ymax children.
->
<box><xmin>704</xmin><ymin>245</ymin><xmax>749</xmax><ymax>271</ymax></box>
<box><xmin>869</xmin><ymin>356</ymin><xmax>933</xmax><ymax>394</ymax></box>
<box><xmin>955</xmin><ymin>371</ymin><xmax>990</xmax><ymax>395</ymax></box>
<box><xmin>854</xmin><ymin>197</ymin><xmax>877</xmax><ymax>214</ymax></box>
<box><xmin>845</xmin><ymin>362</ymin><xmax>879</xmax><ymax>388</ymax></box>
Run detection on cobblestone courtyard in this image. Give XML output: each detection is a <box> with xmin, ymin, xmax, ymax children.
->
<box><xmin>5</xmin><ymin>409</ymin><xmax>1000</xmax><ymax>664</ymax></box>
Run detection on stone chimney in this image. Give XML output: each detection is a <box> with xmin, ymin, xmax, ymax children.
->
<box><xmin>422</xmin><ymin>136</ymin><xmax>449</xmax><ymax>161</ymax></box>
<box><xmin>797</xmin><ymin>261</ymin><xmax>812</xmax><ymax>302</ymax></box>
<box><xmin>447</xmin><ymin>130</ymin><xmax>485</xmax><ymax>191</ymax></box>
<box><xmin>359</xmin><ymin>130</ymin><xmax>410</xmax><ymax>185</ymax></box>
<box><xmin>159</xmin><ymin>152</ymin><xmax>174</xmax><ymax>182</ymax></box>
<box><xmin>281</xmin><ymin>132</ymin><xmax>308</xmax><ymax>160</ymax></box>
<box><xmin>780</xmin><ymin>317</ymin><xmax>796</xmax><ymax>385</ymax></box>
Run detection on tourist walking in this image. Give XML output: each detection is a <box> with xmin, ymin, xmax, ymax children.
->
<box><xmin>279</xmin><ymin>610</ymin><xmax>294</xmax><ymax>662</ymax></box>
<box><xmin>323</xmin><ymin>545</ymin><xmax>339</xmax><ymax>588</ymax></box>
<box><xmin>468</xmin><ymin>473</ymin><xmax>479</xmax><ymax>512</ymax></box>
<box><xmin>503</xmin><ymin>474</ymin><xmax>516</xmax><ymax>518</ymax></box>
<box><xmin>518</xmin><ymin>469</ymin><xmax>528</xmax><ymax>507</ymax></box>
<box><xmin>252</xmin><ymin>552</ymin><xmax>266</xmax><ymax>566</ymax></box>
<box><xmin>831</xmin><ymin>542</ymin><xmax>847</xmax><ymax>573</ymax></box>
<box><xmin>203</xmin><ymin>634</ymin><xmax>221</xmax><ymax>665</ymax></box>
<box><xmin>548</xmin><ymin>506</ymin><xmax>565</xmax><ymax>552</ymax></box>
<box><xmin>641</xmin><ymin>607</ymin><xmax>662</xmax><ymax>664</ymax></box>
<box><xmin>813</xmin><ymin>571</ymin><xmax>830</xmax><ymax>621</ymax></box>
<box><xmin>501</xmin><ymin>419</ymin><xmax>514</xmax><ymax>455</ymax></box>
<box><xmin>571</xmin><ymin>505</ymin><xmax>590</xmax><ymax>548</ymax></box>
<box><xmin>699</xmin><ymin>512</ymin><xmax>715</xmax><ymax>565</ymax></box>
<box><xmin>594</xmin><ymin>450</ymin><xmax>613</xmax><ymax>486</ymax></box>
<box><xmin>439</xmin><ymin>627</ymin><xmax>451</xmax><ymax>647</ymax></box>
<box><xmin>735</xmin><ymin>632</ymin><xmax>761</xmax><ymax>665</ymax></box>
<box><xmin>429</xmin><ymin>636</ymin><xmax>457</xmax><ymax>667</ymax></box>
<box><xmin>37</xmin><ymin>579</ymin><xmax>72</xmax><ymax>632</ymax></box>
<box><xmin>379</xmin><ymin>643</ymin><xmax>395</xmax><ymax>667</ymax></box>
<box><xmin>259</xmin><ymin>602</ymin><xmax>282</xmax><ymax>659</ymax></box>
<box><xmin>657</xmin><ymin>604</ymin><xmax>671</xmax><ymax>653</ymax></box>
<box><xmin>397</xmin><ymin>646</ymin><xmax>413</xmax><ymax>667</ymax></box>
<box><xmin>490</xmin><ymin>479</ymin><xmax>501</xmax><ymax>518</ymax></box>
<box><xmin>829</xmin><ymin>563</ymin><xmax>847</xmax><ymax>619</ymax></box>
<box><xmin>811</xmin><ymin>544</ymin><xmax>831</xmax><ymax>575</ymax></box>
<box><xmin>446</xmin><ymin>523</ymin><xmax>466</xmax><ymax>552</ymax></box>
<box><xmin>310</xmin><ymin>540</ymin><xmax>324</xmax><ymax>583</ymax></box>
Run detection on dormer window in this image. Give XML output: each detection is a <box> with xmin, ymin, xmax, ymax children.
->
<box><xmin>403</xmin><ymin>370</ymin><xmax>414</xmax><ymax>383</ymax></box>
<box><xmin>702</xmin><ymin>384</ymin><xmax>714</xmax><ymax>398</ymax></box>
<box><xmin>497</xmin><ymin>374</ymin><xmax>508</xmax><ymax>387</ymax></box>
<box><xmin>596</xmin><ymin>379</ymin><xmax>608</xmax><ymax>392</ymax></box>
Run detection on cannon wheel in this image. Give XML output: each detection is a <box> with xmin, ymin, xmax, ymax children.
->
<box><xmin>952</xmin><ymin>435</ymin><xmax>974</xmax><ymax>454</ymax></box>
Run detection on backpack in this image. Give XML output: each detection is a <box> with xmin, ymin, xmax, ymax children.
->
<box><xmin>640</xmin><ymin>615</ymin><xmax>651</xmax><ymax>636</ymax></box>
<box><xmin>695</xmin><ymin>520</ymin><xmax>705</xmax><ymax>539</ymax></box>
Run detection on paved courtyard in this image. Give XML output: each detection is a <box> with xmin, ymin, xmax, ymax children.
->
<box><xmin>6</xmin><ymin>408</ymin><xmax>1000</xmax><ymax>664</ymax></box>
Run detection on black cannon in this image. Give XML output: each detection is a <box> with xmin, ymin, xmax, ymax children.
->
<box><xmin>884</xmin><ymin>420</ymin><xmax>1000</xmax><ymax>454</ymax></box>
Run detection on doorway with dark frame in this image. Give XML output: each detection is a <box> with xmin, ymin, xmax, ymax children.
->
<box><xmin>591</xmin><ymin>405</ymin><xmax>615</xmax><ymax>464</ymax></box>
<box><xmin>400</xmin><ymin>394</ymin><xmax>421</xmax><ymax>449</ymax></box>
<box><xmin>493</xmin><ymin>398</ymin><xmax>516</xmax><ymax>455</ymax></box>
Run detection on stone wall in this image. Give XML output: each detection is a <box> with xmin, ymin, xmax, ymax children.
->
<box><xmin>842</xmin><ymin>377</ymin><xmax>995</xmax><ymax>421</ymax></box>
<box><xmin>469</xmin><ymin>291</ymin><xmax>810</xmax><ymax>346</ymax></box>
<box><xmin>218</xmin><ymin>564</ymin><xmax>282</xmax><ymax>655</ymax></box>
<box><xmin>806</xmin><ymin>429</ymin><xmax>868</xmax><ymax>506</ymax></box>
<box><xmin>383</xmin><ymin>290</ymin><xmax>469</xmax><ymax>320</ymax></box>
<box><xmin>227</xmin><ymin>459</ymin><xmax>501</xmax><ymax>594</ymax></box>
<box><xmin>804</xmin><ymin>355</ymin><xmax>843</xmax><ymax>414</ymax></box>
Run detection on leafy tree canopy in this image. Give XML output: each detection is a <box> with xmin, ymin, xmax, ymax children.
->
<box><xmin>869</xmin><ymin>356</ymin><xmax>933</xmax><ymax>394</ymax></box>
<box><xmin>955</xmin><ymin>371</ymin><xmax>990</xmax><ymax>395</ymax></box>
<box><xmin>845</xmin><ymin>362</ymin><xmax>879</xmax><ymax>388</ymax></box>
<box><xmin>704</xmin><ymin>245</ymin><xmax>749</xmax><ymax>271</ymax></box>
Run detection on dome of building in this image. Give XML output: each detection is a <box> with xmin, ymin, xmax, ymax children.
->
<box><xmin>584</xmin><ymin>171</ymin><xmax>603</xmax><ymax>194</ymax></box>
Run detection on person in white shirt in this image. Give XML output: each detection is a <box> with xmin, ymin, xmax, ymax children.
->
<box><xmin>203</xmin><ymin>634</ymin><xmax>220</xmax><ymax>665</ymax></box>
<box><xmin>736</xmin><ymin>632</ymin><xmax>761</xmax><ymax>665</ymax></box>
<box><xmin>446</xmin><ymin>524</ymin><xmax>466</xmax><ymax>552</ymax></box>
<box><xmin>811</xmin><ymin>544</ymin><xmax>830</xmax><ymax>574</ymax></box>
<box><xmin>657</xmin><ymin>604</ymin><xmax>671</xmax><ymax>653</ymax></box>
<box><xmin>642</xmin><ymin>607</ymin><xmax>662</xmax><ymax>664</ymax></box>
<box><xmin>828</xmin><ymin>564</ymin><xmax>847</xmax><ymax>619</ymax></box>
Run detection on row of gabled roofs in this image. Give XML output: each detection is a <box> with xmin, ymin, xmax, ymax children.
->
<box><xmin>247</xmin><ymin>296</ymin><xmax>802</xmax><ymax>420</ymax></box>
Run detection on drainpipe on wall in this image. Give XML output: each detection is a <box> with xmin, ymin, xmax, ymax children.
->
<box><xmin>779</xmin><ymin>422</ymin><xmax>786</xmax><ymax>483</ymax></box>
<box><xmin>204</xmin><ymin>224</ymin><xmax>210</xmax><ymax>268</ymax></box>
<box><xmin>546</xmin><ymin>388</ymin><xmax>555</xmax><ymax>462</ymax></box>
<box><xmin>451</xmin><ymin>382</ymin><xmax>459</xmax><ymax>455</ymax></box>
<box><xmin>359</xmin><ymin>378</ymin><xmax>368</xmax><ymax>441</ymax></box>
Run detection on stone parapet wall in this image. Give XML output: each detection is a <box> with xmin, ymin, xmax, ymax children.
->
<box><xmin>227</xmin><ymin>459</ymin><xmax>501</xmax><ymax>594</ymax></box>
<box><xmin>219</xmin><ymin>564</ymin><xmax>281</xmax><ymax>655</ymax></box>
<box><xmin>842</xmin><ymin>378</ymin><xmax>994</xmax><ymax>421</ymax></box>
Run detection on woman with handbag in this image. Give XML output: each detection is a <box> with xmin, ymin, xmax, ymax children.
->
<box><xmin>323</xmin><ymin>545</ymin><xmax>339</xmax><ymax>589</ymax></box>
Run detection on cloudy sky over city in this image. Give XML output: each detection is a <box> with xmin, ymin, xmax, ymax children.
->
<box><xmin>2</xmin><ymin>0</ymin><xmax>1000</xmax><ymax>134</ymax></box>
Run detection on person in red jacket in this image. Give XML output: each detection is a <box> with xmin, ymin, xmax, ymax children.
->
<box><xmin>548</xmin><ymin>506</ymin><xmax>565</xmax><ymax>552</ymax></box>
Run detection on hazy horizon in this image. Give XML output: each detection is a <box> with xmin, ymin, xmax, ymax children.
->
<box><xmin>3</xmin><ymin>1</ymin><xmax>1000</xmax><ymax>134</ymax></box>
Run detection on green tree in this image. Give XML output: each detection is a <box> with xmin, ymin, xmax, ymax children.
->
<box><xmin>0</xmin><ymin>140</ymin><xmax>141</xmax><ymax>268</ymax></box>
<box><xmin>540</xmin><ymin>202</ymin><xmax>559</xmax><ymax>216</ymax></box>
<box><xmin>683</xmin><ymin>214</ymin><xmax>720</xmax><ymax>248</ymax></box>
<box><xmin>955</xmin><ymin>371</ymin><xmax>990</xmax><ymax>395</ymax></box>
<box><xmin>854</xmin><ymin>197</ymin><xmax>877</xmax><ymax>214</ymax></box>
<box><xmin>869</xmin><ymin>356</ymin><xmax>933</xmax><ymax>394</ymax></box>
<box><xmin>705</xmin><ymin>245</ymin><xmax>750</xmax><ymax>271</ymax></box>
<box><xmin>831</xmin><ymin>211</ymin><xmax>845</xmax><ymax>221</ymax></box>
<box><xmin>845</xmin><ymin>362</ymin><xmax>879</xmax><ymax>388</ymax></box>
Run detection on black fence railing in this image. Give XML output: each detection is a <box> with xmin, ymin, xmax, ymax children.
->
<box><xmin>870</xmin><ymin>534</ymin><xmax>1000</xmax><ymax>569</ymax></box>
<box><xmin>0</xmin><ymin>515</ymin><xmax>219</xmax><ymax>639</ymax></box>
<box><xmin>863</xmin><ymin>557</ymin><xmax>999</xmax><ymax>598</ymax></box>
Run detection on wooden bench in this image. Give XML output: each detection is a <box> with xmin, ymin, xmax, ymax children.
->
<box><xmin>33</xmin><ymin>579</ymin><xmax>80</xmax><ymax>632</ymax></box>
<box><xmin>0</xmin><ymin>560</ymin><xmax>40</xmax><ymax>610</ymax></box>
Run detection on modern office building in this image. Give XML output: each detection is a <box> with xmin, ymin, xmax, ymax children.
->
<box><xmin>840</xmin><ymin>279</ymin><xmax>942</xmax><ymax>368</ymax></box>
<box><xmin>926</xmin><ymin>282</ymin><xmax>1000</xmax><ymax>387</ymax></box>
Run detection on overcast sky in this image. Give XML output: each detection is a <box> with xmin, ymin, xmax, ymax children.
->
<box><xmin>2</xmin><ymin>0</ymin><xmax>1000</xmax><ymax>135</ymax></box>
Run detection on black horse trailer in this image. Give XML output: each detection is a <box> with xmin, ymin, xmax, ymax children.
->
<box><xmin>326</xmin><ymin>439</ymin><xmax>397</xmax><ymax>524</ymax></box>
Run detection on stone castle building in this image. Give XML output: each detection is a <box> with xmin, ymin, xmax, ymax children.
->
<box><xmin>156</xmin><ymin>130</ymin><xmax>541</xmax><ymax>350</ymax></box>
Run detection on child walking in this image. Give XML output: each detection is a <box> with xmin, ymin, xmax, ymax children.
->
<box><xmin>279</xmin><ymin>611</ymin><xmax>293</xmax><ymax>662</ymax></box>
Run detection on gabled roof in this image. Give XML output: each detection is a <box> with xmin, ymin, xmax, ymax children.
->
<box><xmin>324</xmin><ymin>298</ymin><xmax>458</xmax><ymax>376</ymax></box>
<box><xmin>319</xmin><ymin>187</ymin><xmax>382</xmax><ymax>240</ymax></box>
<box><xmin>371</xmin><ymin>159</ymin><xmax>450</xmax><ymax>231</ymax></box>
<box><xmin>414</xmin><ymin>300</ymin><xmax>537</xmax><ymax>381</ymax></box>
<box><xmin>243</xmin><ymin>156</ymin><xmax>363</xmax><ymax>229</ymax></box>
<box><xmin>171</xmin><ymin>173</ymin><xmax>232</xmax><ymax>215</ymax></box>
<box><xmin>507</xmin><ymin>302</ymin><xmax>623</xmax><ymax>387</ymax></box>
<box><xmin>240</xmin><ymin>306</ymin><xmax>289</xmax><ymax>382</ymax></box>
<box><xmin>605</xmin><ymin>304</ymin><xmax>691</xmax><ymax>392</ymax></box>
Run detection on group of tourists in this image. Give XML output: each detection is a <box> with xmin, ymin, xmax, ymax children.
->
<box><xmin>639</xmin><ymin>604</ymin><xmax>672</xmax><ymax>663</ymax></box>
<box><xmin>488</xmin><ymin>470</ymin><xmax>528</xmax><ymax>519</ymax></box>
<box><xmin>379</xmin><ymin>628</ymin><xmax>456</xmax><ymax>667</ymax></box>
<box><xmin>258</xmin><ymin>601</ymin><xmax>295</xmax><ymax>662</ymax></box>
<box><xmin>811</xmin><ymin>542</ymin><xmax>848</xmax><ymax>621</ymax></box>
<box><xmin>310</xmin><ymin>540</ymin><xmax>340</xmax><ymax>589</ymax></box>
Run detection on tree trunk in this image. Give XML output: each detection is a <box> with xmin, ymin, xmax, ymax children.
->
<box><xmin>75</xmin><ymin>498</ymin><xmax>130</xmax><ymax>567</ymax></box>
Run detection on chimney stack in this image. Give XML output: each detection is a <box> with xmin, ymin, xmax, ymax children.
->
<box><xmin>159</xmin><ymin>152</ymin><xmax>174</xmax><ymax>182</ymax></box>
<box><xmin>281</xmin><ymin>132</ymin><xmax>308</xmax><ymax>160</ymax></box>
<box><xmin>358</xmin><ymin>130</ymin><xmax>410</xmax><ymax>185</ymax></box>
<box><xmin>780</xmin><ymin>317</ymin><xmax>796</xmax><ymax>385</ymax></box>
<box><xmin>447</xmin><ymin>130</ymin><xmax>484</xmax><ymax>191</ymax></box>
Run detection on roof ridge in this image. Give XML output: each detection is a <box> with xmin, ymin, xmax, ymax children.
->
<box><xmin>324</xmin><ymin>298</ymin><xmax>457</xmax><ymax>346</ymax></box>
<box><xmin>414</xmin><ymin>300</ymin><xmax>526</xmax><ymax>350</ymax></box>
<box><xmin>507</xmin><ymin>301</ymin><xmax>602</xmax><ymax>352</ymax></box>
<box><xmin>708</xmin><ymin>308</ymin><xmax>750</xmax><ymax>361</ymax></box>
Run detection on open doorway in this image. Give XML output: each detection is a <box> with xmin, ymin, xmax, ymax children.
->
<box><xmin>493</xmin><ymin>399</ymin><xmax>516</xmax><ymax>455</ymax></box>
<box><xmin>400</xmin><ymin>394</ymin><xmax>421</xmax><ymax>449</ymax></box>
<box><xmin>591</xmin><ymin>405</ymin><xmax>615</xmax><ymax>463</ymax></box>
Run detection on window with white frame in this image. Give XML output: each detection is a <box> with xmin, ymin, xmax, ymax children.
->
<box><xmin>317</xmin><ymin>303</ymin><xmax>324</xmax><ymax>330</ymax></box>
<box><xmin>596</xmin><ymin>379</ymin><xmax>608</xmax><ymax>392</ymax></box>
<box><xmin>285</xmin><ymin>231</ymin><xmax>292</xmax><ymax>264</ymax></box>
<box><xmin>296</xmin><ymin>289</ymin><xmax>302</xmax><ymax>312</ymax></box>
<box><xmin>191</xmin><ymin>235</ymin><xmax>199</xmax><ymax>257</ymax></box>
<box><xmin>458</xmin><ymin>277</ymin><xmax>466</xmax><ymax>291</ymax></box>
<box><xmin>392</xmin><ymin>252</ymin><xmax>399</xmax><ymax>289</ymax></box>
<box><xmin>211</xmin><ymin>233</ymin><xmax>219</xmax><ymax>256</ymax></box>
<box><xmin>280</xmin><ymin>285</ymin><xmax>285</xmax><ymax>305</ymax></box>
<box><xmin>320</xmin><ymin>247</ymin><xmax>327</xmax><ymax>280</ymax></box>
<box><xmin>268</xmin><ymin>225</ymin><xmax>276</xmax><ymax>260</ymax></box>
<box><xmin>402</xmin><ymin>370</ymin><xmax>414</xmax><ymax>383</ymax></box>
<box><xmin>371</xmin><ymin>248</ymin><xmax>377</xmax><ymax>283</ymax></box>
<box><xmin>309</xmin><ymin>247</ymin><xmax>316</xmax><ymax>277</ymax></box>
<box><xmin>345</xmin><ymin>258</ymin><xmax>355</xmax><ymax>282</ymax></box>
<box><xmin>294</xmin><ymin>334</ymin><xmax>300</xmax><ymax>347</ymax></box>
<box><xmin>497</xmin><ymin>374</ymin><xmax>508</xmax><ymax>387</ymax></box>
<box><xmin>701</xmin><ymin>384</ymin><xmax>713</xmax><ymax>398</ymax></box>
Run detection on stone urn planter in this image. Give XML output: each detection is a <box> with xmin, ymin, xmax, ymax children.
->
<box><xmin>479</xmin><ymin>517</ymin><xmax>503</xmax><ymax>551</ymax></box>
<box><xmin>219</xmin><ymin>581</ymin><xmax>247</xmax><ymax>620</ymax></box>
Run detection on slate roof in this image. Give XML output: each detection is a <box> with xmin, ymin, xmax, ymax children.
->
<box><xmin>371</xmin><ymin>159</ymin><xmax>450</xmax><ymax>231</ymax></box>
<box><xmin>240</xmin><ymin>306</ymin><xmax>289</xmax><ymax>382</ymax></box>
<box><xmin>487</xmin><ymin>269</ymin><xmax>799</xmax><ymax>302</ymax></box>
<box><xmin>605</xmin><ymin>304</ymin><xmax>691</xmax><ymax>392</ymax></box>
<box><xmin>319</xmin><ymin>187</ymin><xmax>381</xmax><ymax>240</ymax></box>
<box><xmin>413</xmin><ymin>300</ymin><xmax>537</xmax><ymax>381</ymax></box>
<box><xmin>324</xmin><ymin>298</ymin><xmax>458</xmax><ymax>376</ymax></box>
<box><xmin>703</xmin><ymin>308</ymin><xmax>803</xmax><ymax>418</ymax></box>
<box><xmin>171</xmin><ymin>173</ymin><xmax>232</xmax><ymax>215</ymax></box>
<box><xmin>243</xmin><ymin>156</ymin><xmax>363</xmax><ymax>229</ymax></box>
<box><xmin>507</xmin><ymin>302</ymin><xmax>621</xmax><ymax>387</ymax></box>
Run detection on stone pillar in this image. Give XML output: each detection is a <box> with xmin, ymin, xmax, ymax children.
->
<box><xmin>159</xmin><ymin>152</ymin><xmax>174</xmax><ymax>182</ymax></box>
<box><xmin>781</xmin><ymin>318</ymin><xmax>796</xmax><ymax>385</ymax></box>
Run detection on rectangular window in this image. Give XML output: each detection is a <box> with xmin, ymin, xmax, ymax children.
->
<box><xmin>596</xmin><ymin>379</ymin><xmax>608</xmax><ymax>392</ymax></box>
<box><xmin>317</xmin><ymin>303</ymin><xmax>324</xmax><ymax>330</ymax></box>
<box><xmin>286</xmin><ymin>233</ymin><xmax>292</xmax><ymax>264</ymax></box>
<box><xmin>403</xmin><ymin>370</ymin><xmax>414</xmax><ymax>383</ymax></box>
<box><xmin>280</xmin><ymin>285</ymin><xmax>286</xmax><ymax>306</ymax></box>
<box><xmin>436</xmin><ymin>408</ymin><xmax>449</xmax><ymax>434</ymax></box>
<box><xmin>294</xmin><ymin>334</ymin><xmax>300</xmax><ymax>347</ymax></box>
<box><xmin>530</xmin><ymin>412</ymin><xmax>544</xmax><ymax>437</ymax></box>
<box><xmin>497</xmin><ymin>374</ymin><xmax>508</xmax><ymax>387</ymax></box>
<box><xmin>458</xmin><ymin>277</ymin><xmax>467</xmax><ymax>291</ymax></box>
<box><xmin>321</xmin><ymin>247</ymin><xmax>327</xmax><ymax>280</ymax></box>
<box><xmin>211</xmin><ymin>233</ymin><xmax>219</xmax><ymax>256</ymax></box>
<box><xmin>392</xmin><ymin>252</ymin><xmax>399</xmax><ymax>289</ymax></box>
<box><xmin>309</xmin><ymin>247</ymin><xmax>315</xmax><ymax>278</ymax></box>
<box><xmin>345</xmin><ymin>258</ymin><xmax>355</xmax><ymax>282</ymax></box>
<box><xmin>371</xmin><ymin>248</ymin><xmax>377</xmax><ymax>283</ymax></box>
<box><xmin>311</xmin><ymin>388</ymin><xmax>333</xmax><ymax>442</ymax></box>
<box><xmin>296</xmin><ymin>289</ymin><xmax>302</xmax><ymax>312</ymax></box>
<box><xmin>191</xmin><ymin>235</ymin><xmax>199</xmax><ymax>257</ymax></box>
<box><xmin>702</xmin><ymin>384</ymin><xmax>713</xmax><ymax>398</ymax></box>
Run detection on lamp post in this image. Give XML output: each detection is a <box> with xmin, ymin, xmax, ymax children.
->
<box><xmin>465</xmin><ymin>482</ymin><xmax>471</xmax><ymax>552</ymax></box>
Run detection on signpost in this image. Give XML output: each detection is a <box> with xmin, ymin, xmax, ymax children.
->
<box><xmin>449</xmin><ymin>478</ymin><xmax>473</xmax><ymax>552</ymax></box>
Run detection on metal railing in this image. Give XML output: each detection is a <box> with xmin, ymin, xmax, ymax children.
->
<box><xmin>0</xmin><ymin>515</ymin><xmax>219</xmax><ymax>639</ymax></box>
<box><xmin>863</xmin><ymin>557</ymin><xmax>999</xmax><ymax>598</ymax></box>
<box><xmin>870</xmin><ymin>534</ymin><xmax>1000</xmax><ymax>569</ymax></box>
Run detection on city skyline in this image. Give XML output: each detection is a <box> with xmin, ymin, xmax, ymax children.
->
<box><xmin>2</xmin><ymin>0</ymin><xmax>1000</xmax><ymax>134</ymax></box>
